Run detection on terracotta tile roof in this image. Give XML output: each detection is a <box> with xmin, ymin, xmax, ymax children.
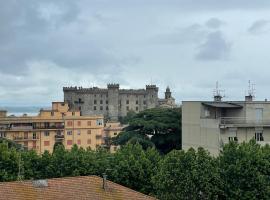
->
<box><xmin>0</xmin><ymin>176</ymin><xmax>157</xmax><ymax>200</ymax></box>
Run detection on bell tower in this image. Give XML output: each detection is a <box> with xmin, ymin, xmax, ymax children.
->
<box><xmin>165</xmin><ymin>86</ymin><xmax>172</xmax><ymax>99</ymax></box>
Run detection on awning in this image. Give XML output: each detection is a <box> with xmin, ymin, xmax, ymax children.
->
<box><xmin>202</xmin><ymin>102</ymin><xmax>243</xmax><ymax>108</ymax></box>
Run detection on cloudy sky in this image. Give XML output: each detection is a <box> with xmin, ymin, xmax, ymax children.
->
<box><xmin>1</xmin><ymin>0</ymin><xmax>270</xmax><ymax>107</ymax></box>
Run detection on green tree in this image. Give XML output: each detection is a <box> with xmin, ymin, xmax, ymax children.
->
<box><xmin>113</xmin><ymin>108</ymin><xmax>181</xmax><ymax>154</ymax></box>
<box><xmin>0</xmin><ymin>142</ymin><xmax>20</xmax><ymax>181</ymax></box>
<box><xmin>219</xmin><ymin>140</ymin><xmax>270</xmax><ymax>199</ymax></box>
<box><xmin>110</xmin><ymin>143</ymin><xmax>160</xmax><ymax>194</ymax></box>
<box><xmin>153</xmin><ymin>148</ymin><xmax>222</xmax><ymax>200</ymax></box>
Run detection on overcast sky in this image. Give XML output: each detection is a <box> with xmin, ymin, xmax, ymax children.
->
<box><xmin>1</xmin><ymin>0</ymin><xmax>270</xmax><ymax>106</ymax></box>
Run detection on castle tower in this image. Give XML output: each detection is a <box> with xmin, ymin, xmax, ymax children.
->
<box><xmin>107</xmin><ymin>84</ymin><xmax>120</xmax><ymax>121</ymax></box>
<box><xmin>165</xmin><ymin>86</ymin><xmax>172</xmax><ymax>99</ymax></box>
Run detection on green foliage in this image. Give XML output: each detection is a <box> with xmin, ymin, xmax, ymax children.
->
<box><xmin>153</xmin><ymin>148</ymin><xmax>222</xmax><ymax>200</ymax></box>
<box><xmin>110</xmin><ymin>143</ymin><xmax>160</xmax><ymax>194</ymax></box>
<box><xmin>0</xmin><ymin>142</ymin><xmax>20</xmax><ymax>181</ymax></box>
<box><xmin>0</xmin><ymin>140</ymin><xmax>270</xmax><ymax>199</ymax></box>
<box><xmin>219</xmin><ymin>140</ymin><xmax>270</xmax><ymax>199</ymax></box>
<box><xmin>114</xmin><ymin>108</ymin><xmax>181</xmax><ymax>154</ymax></box>
<box><xmin>119</xmin><ymin>110</ymin><xmax>137</xmax><ymax>125</ymax></box>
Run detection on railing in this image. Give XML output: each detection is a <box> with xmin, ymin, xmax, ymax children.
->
<box><xmin>220</xmin><ymin>117</ymin><xmax>270</xmax><ymax>127</ymax></box>
<box><xmin>11</xmin><ymin>126</ymin><xmax>33</xmax><ymax>130</ymax></box>
<box><xmin>13</xmin><ymin>137</ymin><xmax>39</xmax><ymax>141</ymax></box>
<box><xmin>34</xmin><ymin>125</ymin><xmax>65</xmax><ymax>129</ymax></box>
<box><xmin>55</xmin><ymin>135</ymin><xmax>64</xmax><ymax>139</ymax></box>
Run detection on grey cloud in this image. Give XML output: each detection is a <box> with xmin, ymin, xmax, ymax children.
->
<box><xmin>195</xmin><ymin>31</ymin><xmax>231</xmax><ymax>61</ymax></box>
<box><xmin>248</xmin><ymin>20</ymin><xmax>270</xmax><ymax>34</ymax></box>
<box><xmin>205</xmin><ymin>18</ymin><xmax>225</xmax><ymax>29</ymax></box>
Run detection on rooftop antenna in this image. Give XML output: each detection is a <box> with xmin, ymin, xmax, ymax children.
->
<box><xmin>246</xmin><ymin>80</ymin><xmax>255</xmax><ymax>101</ymax></box>
<box><xmin>213</xmin><ymin>81</ymin><xmax>225</xmax><ymax>102</ymax></box>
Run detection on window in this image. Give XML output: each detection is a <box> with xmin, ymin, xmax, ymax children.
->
<box><xmin>100</xmin><ymin>94</ymin><xmax>103</xmax><ymax>98</ymax></box>
<box><xmin>87</xmin><ymin>130</ymin><xmax>92</xmax><ymax>134</ymax></box>
<box><xmin>0</xmin><ymin>132</ymin><xmax>6</xmax><ymax>138</ymax></box>
<box><xmin>106</xmin><ymin>106</ymin><xmax>109</xmax><ymax>111</ymax></box>
<box><xmin>106</xmin><ymin>100</ymin><xmax>108</xmax><ymax>104</ymax></box>
<box><xmin>228</xmin><ymin>137</ymin><xmax>238</xmax><ymax>142</ymax></box>
<box><xmin>114</xmin><ymin>132</ymin><xmax>117</xmax><ymax>136</ymax></box>
<box><xmin>44</xmin><ymin>131</ymin><xmax>50</xmax><ymax>137</ymax></box>
<box><xmin>119</xmin><ymin>100</ymin><xmax>121</xmax><ymax>105</ymax></box>
<box><xmin>106</xmin><ymin>94</ymin><xmax>108</xmax><ymax>98</ymax></box>
<box><xmin>94</xmin><ymin>106</ymin><xmax>96</xmax><ymax>110</ymax></box>
<box><xmin>143</xmin><ymin>100</ymin><xmax>146</xmax><ymax>105</ymax></box>
<box><xmin>51</xmin><ymin>112</ymin><xmax>54</xmax><ymax>116</ymax></box>
<box><xmin>67</xmin><ymin>121</ymin><xmax>73</xmax><ymax>126</ymax></box>
<box><xmin>100</xmin><ymin>100</ymin><xmax>103</xmax><ymax>104</ymax></box>
<box><xmin>77</xmin><ymin>130</ymin><xmax>81</xmax><ymax>135</ymax></box>
<box><xmin>24</xmin><ymin>141</ymin><xmax>28</xmax><ymax>147</ymax></box>
<box><xmin>94</xmin><ymin>94</ymin><xmax>96</xmax><ymax>97</ymax></box>
<box><xmin>33</xmin><ymin>141</ymin><xmax>36</xmax><ymax>148</ymax></box>
<box><xmin>44</xmin><ymin>141</ymin><xmax>50</xmax><ymax>146</ymax></box>
<box><xmin>67</xmin><ymin>130</ymin><xmax>72</xmax><ymax>135</ymax></box>
<box><xmin>205</xmin><ymin>109</ymin><xmax>210</xmax><ymax>117</ymax></box>
<box><xmin>67</xmin><ymin>140</ymin><xmax>73</xmax><ymax>145</ymax></box>
<box><xmin>77</xmin><ymin>121</ymin><xmax>81</xmax><ymax>126</ymax></box>
<box><xmin>77</xmin><ymin>139</ymin><xmax>81</xmax><ymax>145</ymax></box>
<box><xmin>126</xmin><ymin>100</ymin><xmax>129</xmax><ymax>104</ymax></box>
<box><xmin>144</xmin><ymin>95</ymin><xmax>146</xmax><ymax>98</ymax></box>
<box><xmin>33</xmin><ymin>132</ymin><xmax>37</xmax><ymax>139</ymax></box>
<box><xmin>94</xmin><ymin>100</ymin><xmax>97</xmax><ymax>104</ymax></box>
<box><xmin>126</xmin><ymin>106</ymin><xmax>129</xmax><ymax>111</ymax></box>
<box><xmin>100</xmin><ymin>106</ymin><xmax>103</xmax><ymax>110</ymax></box>
<box><xmin>96</xmin><ymin>119</ymin><xmax>103</xmax><ymax>126</ymax></box>
<box><xmin>136</xmin><ymin>107</ymin><xmax>138</xmax><ymax>111</ymax></box>
<box><xmin>72</xmin><ymin>112</ymin><xmax>75</xmax><ymax>116</ymax></box>
<box><xmin>87</xmin><ymin>121</ymin><xmax>91</xmax><ymax>126</ymax></box>
<box><xmin>255</xmin><ymin>132</ymin><xmax>264</xmax><ymax>141</ymax></box>
<box><xmin>136</xmin><ymin>100</ymin><xmax>138</xmax><ymax>104</ymax></box>
<box><xmin>87</xmin><ymin>139</ymin><xmax>91</xmax><ymax>144</ymax></box>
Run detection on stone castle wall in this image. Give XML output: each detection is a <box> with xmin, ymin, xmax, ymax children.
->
<box><xmin>63</xmin><ymin>84</ymin><xmax>159</xmax><ymax>121</ymax></box>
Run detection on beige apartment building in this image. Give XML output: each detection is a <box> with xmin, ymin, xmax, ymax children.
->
<box><xmin>182</xmin><ymin>95</ymin><xmax>270</xmax><ymax>156</ymax></box>
<box><xmin>0</xmin><ymin>102</ymin><xmax>104</xmax><ymax>154</ymax></box>
<box><xmin>103</xmin><ymin>122</ymin><xmax>125</xmax><ymax>152</ymax></box>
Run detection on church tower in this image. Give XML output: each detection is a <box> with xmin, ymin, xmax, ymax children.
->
<box><xmin>165</xmin><ymin>86</ymin><xmax>172</xmax><ymax>99</ymax></box>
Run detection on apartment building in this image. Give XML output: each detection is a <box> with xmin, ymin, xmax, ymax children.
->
<box><xmin>182</xmin><ymin>95</ymin><xmax>270</xmax><ymax>156</ymax></box>
<box><xmin>0</xmin><ymin>102</ymin><xmax>103</xmax><ymax>154</ymax></box>
<box><xmin>103</xmin><ymin>122</ymin><xmax>125</xmax><ymax>152</ymax></box>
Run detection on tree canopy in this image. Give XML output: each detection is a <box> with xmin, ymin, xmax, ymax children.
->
<box><xmin>0</xmin><ymin>139</ymin><xmax>270</xmax><ymax>199</ymax></box>
<box><xmin>113</xmin><ymin>107</ymin><xmax>181</xmax><ymax>154</ymax></box>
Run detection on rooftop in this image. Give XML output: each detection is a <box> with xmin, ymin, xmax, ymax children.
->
<box><xmin>0</xmin><ymin>176</ymin><xmax>156</xmax><ymax>200</ymax></box>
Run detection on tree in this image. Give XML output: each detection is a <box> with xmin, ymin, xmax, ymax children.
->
<box><xmin>0</xmin><ymin>142</ymin><xmax>20</xmax><ymax>181</ymax></box>
<box><xmin>153</xmin><ymin>148</ymin><xmax>222</xmax><ymax>200</ymax></box>
<box><xmin>113</xmin><ymin>108</ymin><xmax>181</xmax><ymax>154</ymax></box>
<box><xmin>219</xmin><ymin>140</ymin><xmax>270</xmax><ymax>199</ymax></box>
<box><xmin>109</xmin><ymin>143</ymin><xmax>160</xmax><ymax>194</ymax></box>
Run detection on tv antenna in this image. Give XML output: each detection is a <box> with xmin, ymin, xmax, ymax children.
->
<box><xmin>213</xmin><ymin>81</ymin><xmax>225</xmax><ymax>101</ymax></box>
<box><xmin>247</xmin><ymin>80</ymin><xmax>255</xmax><ymax>98</ymax></box>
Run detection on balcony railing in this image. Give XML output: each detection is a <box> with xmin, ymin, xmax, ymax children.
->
<box><xmin>220</xmin><ymin>117</ymin><xmax>270</xmax><ymax>127</ymax></box>
<box><xmin>34</xmin><ymin>125</ymin><xmax>65</xmax><ymax>130</ymax></box>
<box><xmin>55</xmin><ymin>135</ymin><xmax>64</xmax><ymax>140</ymax></box>
<box><xmin>13</xmin><ymin>137</ymin><xmax>39</xmax><ymax>141</ymax></box>
<box><xmin>11</xmin><ymin>126</ymin><xmax>33</xmax><ymax>130</ymax></box>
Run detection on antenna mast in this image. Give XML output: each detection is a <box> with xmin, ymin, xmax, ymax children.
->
<box><xmin>213</xmin><ymin>81</ymin><xmax>225</xmax><ymax>102</ymax></box>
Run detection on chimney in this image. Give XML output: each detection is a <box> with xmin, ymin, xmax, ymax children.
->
<box><xmin>214</xmin><ymin>95</ymin><xmax>222</xmax><ymax>102</ymax></box>
<box><xmin>102</xmin><ymin>173</ymin><xmax>107</xmax><ymax>191</ymax></box>
<box><xmin>245</xmin><ymin>95</ymin><xmax>253</xmax><ymax>102</ymax></box>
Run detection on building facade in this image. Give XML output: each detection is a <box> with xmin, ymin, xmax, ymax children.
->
<box><xmin>63</xmin><ymin>84</ymin><xmax>176</xmax><ymax>121</ymax></box>
<box><xmin>103</xmin><ymin>122</ymin><xmax>126</xmax><ymax>153</ymax></box>
<box><xmin>182</xmin><ymin>95</ymin><xmax>270</xmax><ymax>156</ymax></box>
<box><xmin>0</xmin><ymin>102</ymin><xmax>104</xmax><ymax>154</ymax></box>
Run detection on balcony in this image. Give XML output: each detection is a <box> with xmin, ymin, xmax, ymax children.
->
<box><xmin>220</xmin><ymin>117</ymin><xmax>270</xmax><ymax>128</ymax></box>
<box><xmin>55</xmin><ymin>135</ymin><xmax>64</xmax><ymax>140</ymax></box>
<box><xmin>13</xmin><ymin>137</ymin><xmax>39</xmax><ymax>141</ymax></box>
<box><xmin>11</xmin><ymin>126</ymin><xmax>33</xmax><ymax>130</ymax></box>
<box><xmin>34</xmin><ymin>125</ymin><xmax>65</xmax><ymax>130</ymax></box>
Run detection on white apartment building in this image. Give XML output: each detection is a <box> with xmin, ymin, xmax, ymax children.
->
<box><xmin>182</xmin><ymin>95</ymin><xmax>270</xmax><ymax>156</ymax></box>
